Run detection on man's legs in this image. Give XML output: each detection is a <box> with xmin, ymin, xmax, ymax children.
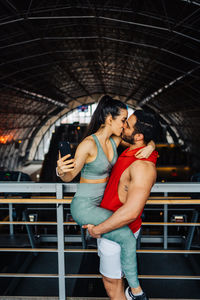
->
<box><xmin>97</xmin><ymin>238</ymin><xmax>126</xmax><ymax>300</ymax></box>
<box><xmin>102</xmin><ymin>275</ymin><xmax>147</xmax><ymax>300</ymax></box>
<box><xmin>98</xmin><ymin>230</ymin><xmax>147</xmax><ymax>300</ymax></box>
<box><xmin>102</xmin><ymin>276</ymin><xmax>126</xmax><ymax>300</ymax></box>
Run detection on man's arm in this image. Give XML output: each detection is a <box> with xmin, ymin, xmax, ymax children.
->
<box><xmin>86</xmin><ymin>161</ymin><xmax>156</xmax><ymax>237</ymax></box>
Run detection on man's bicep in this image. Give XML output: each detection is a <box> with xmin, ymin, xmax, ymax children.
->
<box><xmin>131</xmin><ymin>161</ymin><xmax>156</xmax><ymax>189</ymax></box>
<box><xmin>124</xmin><ymin>164</ymin><xmax>156</xmax><ymax>216</ymax></box>
<box><xmin>125</xmin><ymin>184</ymin><xmax>150</xmax><ymax>216</ymax></box>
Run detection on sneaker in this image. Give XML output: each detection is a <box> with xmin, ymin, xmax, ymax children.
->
<box><xmin>125</xmin><ymin>287</ymin><xmax>149</xmax><ymax>300</ymax></box>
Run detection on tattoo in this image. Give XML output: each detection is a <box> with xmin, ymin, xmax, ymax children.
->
<box><xmin>124</xmin><ymin>185</ymin><xmax>128</xmax><ymax>192</ymax></box>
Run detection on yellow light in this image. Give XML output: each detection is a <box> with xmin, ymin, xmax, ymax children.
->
<box><xmin>156</xmin><ymin>143</ymin><xmax>176</xmax><ymax>148</ymax></box>
<box><xmin>184</xmin><ymin>167</ymin><xmax>190</xmax><ymax>170</ymax></box>
<box><xmin>157</xmin><ymin>167</ymin><xmax>176</xmax><ymax>171</ymax></box>
<box><xmin>18</xmin><ymin>140</ymin><xmax>22</xmax><ymax>144</ymax></box>
<box><xmin>0</xmin><ymin>135</ymin><xmax>13</xmax><ymax>144</ymax></box>
<box><xmin>161</xmin><ymin>180</ymin><xmax>165</xmax><ymax>183</ymax></box>
<box><xmin>157</xmin><ymin>166</ymin><xmax>190</xmax><ymax>171</ymax></box>
<box><xmin>77</xmin><ymin>126</ymin><xmax>80</xmax><ymax>130</ymax></box>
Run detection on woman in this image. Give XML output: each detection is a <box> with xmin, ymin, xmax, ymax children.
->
<box><xmin>57</xmin><ymin>95</ymin><xmax>155</xmax><ymax>289</ymax></box>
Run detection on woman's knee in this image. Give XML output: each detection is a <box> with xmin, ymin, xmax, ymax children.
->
<box><xmin>104</xmin><ymin>229</ymin><xmax>136</xmax><ymax>245</ymax></box>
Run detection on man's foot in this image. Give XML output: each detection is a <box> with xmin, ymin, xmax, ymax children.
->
<box><xmin>125</xmin><ymin>287</ymin><xmax>149</xmax><ymax>300</ymax></box>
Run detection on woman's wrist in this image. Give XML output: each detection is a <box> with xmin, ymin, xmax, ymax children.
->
<box><xmin>56</xmin><ymin>167</ymin><xmax>65</xmax><ymax>178</ymax></box>
<box><xmin>149</xmin><ymin>140</ymin><xmax>156</xmax><ymax>150</ymax></box>
<box><xmin>147</xmin><ymin>143</ymin><xmax>154</xmax><ymax>150</ymax></box>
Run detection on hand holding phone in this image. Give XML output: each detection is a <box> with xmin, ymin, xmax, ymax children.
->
<box><xmin>58</xmin><ymin>141</ymin><xmax>71</xmax><ymax>158</ymax></box>
<box><xmin>57</xmin><ymin>141</ymin><xmax>74</xmax><ymax>178</ymax></box>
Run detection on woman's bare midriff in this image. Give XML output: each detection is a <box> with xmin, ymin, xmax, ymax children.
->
<box><xmin>80</xmin><ymin>176</ymin><xmax>109</xmax><ymax>183</ymax></box>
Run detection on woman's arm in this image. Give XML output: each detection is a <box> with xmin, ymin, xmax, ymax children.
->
<box><xmin>135</xmin><ymin>140</ymin><xmax>156</xmax><ymax>158</ymax></box>
<box><xmin>112</xmin><ymin>136</ymin><xmax>156</xmax><ymax>158</ymax></box>
<box><xmin>56</xmin><ymin>138</ymin><xmax>93</xmax><ymax>182</ymax></box>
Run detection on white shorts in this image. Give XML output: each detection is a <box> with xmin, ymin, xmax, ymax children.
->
<box><xmin>97</xmin><ymin>228</ymin><xmax>140</xmax><ymax>279</ymax></box>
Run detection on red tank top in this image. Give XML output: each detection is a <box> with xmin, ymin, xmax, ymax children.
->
<box><xmin>101</xmin><ymin>146</ymin><xmax>158</xmax><ymax>233</ymax></box>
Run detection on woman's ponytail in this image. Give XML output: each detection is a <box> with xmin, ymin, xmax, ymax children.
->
<box><xmin>84</xmin><ymin>95</ymin><xmax>127</xmax><ymax>137</ymax></box>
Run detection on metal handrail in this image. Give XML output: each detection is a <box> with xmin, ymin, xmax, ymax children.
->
<box><xmin>0</xmin><ymin>182</ymin><xmax>200</xmax><ymax>300</ymax></box>
<box><xmin>0</xmin><ymin>273</ymin><xmax>199</xmax><ymax>280</ymax></box>
<box><xmin>0</xmin><ymin>248</ymin><xmax>199</xmax><ymax>254</ymax></box>
<box><xmin>0</xmin><ymin>181</ymin><xmax>200</xmax><ymax>193</ymax></box>
<box><xmin>1</xmin><ymin>197</ymin><xmax>200</xmax><ymax>204</ymax></box>
<box><xmin>0</xmin><ymin>221</ymin><xmax>200</xmax><ymax>226</ymax></box>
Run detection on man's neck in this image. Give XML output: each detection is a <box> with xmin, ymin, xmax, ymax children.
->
<box><xmin>129</xmin><ymin>141</ymin><xmax>146</xmax><ymax>150</ymax></box>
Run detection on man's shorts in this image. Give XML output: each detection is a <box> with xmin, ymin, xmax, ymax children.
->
<box><xmin>97</xmin><ymin>228</ymin><xmax>140</xmax><ymax>279</ymax></box>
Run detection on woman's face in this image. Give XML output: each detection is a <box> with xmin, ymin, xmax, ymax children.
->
<box><xmin>111</xmin><ymin>109</ymin><xmax>128</xmax><ymax>136</ymax></box>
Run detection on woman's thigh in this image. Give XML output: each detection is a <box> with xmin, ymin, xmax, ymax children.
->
<box><xmin>71</xmin><ymin>197</ymin><xmax>113</xmax><ymax>226</ymax></box>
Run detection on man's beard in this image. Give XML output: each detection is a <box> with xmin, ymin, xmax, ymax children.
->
<box><xmin>121</xmin><ymin>132</ymin><xmax>136</xmax><ymax>145</ymax></box>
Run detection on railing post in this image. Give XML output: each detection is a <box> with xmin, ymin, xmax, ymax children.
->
<box><xmin>164</xmin><ymin>192</ymin><xmax>168</xmax><ymax>249</ymax></box>
<box><xmin>185</xmin><ymin>209</ymin><xmax>199</xmax><ymax>255</ymax></box>
<box><xmin>9</xmin><ymin>203</ymin><xmax>14</xmax><ymax>235</ymax></box>
<box><xmin>56</xmin><ymin>184</ymin><xmax>66</xmax><ymax>300</ymax></box>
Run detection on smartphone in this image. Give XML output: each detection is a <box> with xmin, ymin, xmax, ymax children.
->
<box><xmin>58</xmin><ymin>141</ymin><xmax>71</xmax><ymax>158</ymax></box>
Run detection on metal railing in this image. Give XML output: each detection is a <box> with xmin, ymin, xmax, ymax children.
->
<box><xmin>0</xmin><ymin>182</ymin><xmax>200</xmax><ymax>300</ymax></box>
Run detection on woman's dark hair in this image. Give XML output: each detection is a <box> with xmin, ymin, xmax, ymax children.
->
<box><xmin>133</xmin><ymin>110</ymin><xmax>158</xmax><ymax>144</ymax></box>
<box><xmin>85</xmin><ymin>95</ymin><xmax>127</xmax><ymax>137</ymax></box>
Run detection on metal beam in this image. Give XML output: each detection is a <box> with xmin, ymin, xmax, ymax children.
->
<box><xmin>1</xmin><ymin>36</ymin><xmax>199</xmax><ymax>66</ymax></box>
<box><xmin>138</xmin><ymin>66</ymin><xmax>200</xmax><ymax>107</ymax></box>
<box><xmin>0</xmin><ymin>182</ymin><xmax>200</xmax><ymax>194</ymax></box>
<box><xmin>1</xmin><ymin>15</ymin><xmax>199</xmax><ymax>44</ymax></box>
<box><xmin>1</xmin><ymin>84</ymin><xmax>67</xmax><ymax>108</ymax></box>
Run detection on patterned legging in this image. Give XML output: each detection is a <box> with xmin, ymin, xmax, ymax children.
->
<box><xmin>71</xmin><ymin>183</ymin><xmax>139</xmax><ymax>288</ymax></box>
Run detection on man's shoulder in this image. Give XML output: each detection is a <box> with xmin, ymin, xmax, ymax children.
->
<box><xmin>129</xmin><ymin>159</ymin><xmax>156</xmax><ymax>176</ymax></box>
<box><xmin>128</xmin><ymin>160</ymin><xmax>156</xmax><ymax>185</ymax></box>
<box><xmin>132</xmin><ymin>159</ymin><xmax>155</xmax><ymax>167</ymax></box>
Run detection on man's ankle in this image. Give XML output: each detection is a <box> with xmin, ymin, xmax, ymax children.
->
<box><xmin>125</xmin><ymin>287</ymin><xmax>149</xmax><ymax>300</ymax></box>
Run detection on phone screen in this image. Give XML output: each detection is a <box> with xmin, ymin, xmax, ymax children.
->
<box><xmin>58</xmin><ymin>141</ymin><xmax>71</xmax><ymax>158</ymax></box>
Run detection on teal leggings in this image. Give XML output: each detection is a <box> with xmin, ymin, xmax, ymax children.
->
<box><xmin>71</xmin><ymin>183</ymin><xmax>139</xmax><ymax>288</ymax></box>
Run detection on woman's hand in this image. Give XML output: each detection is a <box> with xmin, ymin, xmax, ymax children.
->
<box><xmin>57</xmin><ymin>152</ymin><xmax>75</xmax><ymax>177</ymax></box>
<box><xmin>56</xmin><ymin>138</ymin><xmax>93</xmax><ymax>181</ymax></box>
<box><xmin>135</xmin><ymin>140</ymin><xmax>155</xmax><ymax>158</ymax></box>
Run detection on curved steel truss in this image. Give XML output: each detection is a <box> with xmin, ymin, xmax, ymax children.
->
<box><xmin>0</xmin><ymin>0</ymin><xmax>200</xmax><ymax>168</ymax></box>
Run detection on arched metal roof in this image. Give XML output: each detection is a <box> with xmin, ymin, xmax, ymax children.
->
<box><xmin>0</xmin><ymin>0</ymin><xmax>200</xmax><ymax>169</ymax></box>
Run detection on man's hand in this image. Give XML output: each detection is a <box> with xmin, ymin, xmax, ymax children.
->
<box><xmin>84</xmin><ymin>161</ymin><xmax>156</xmax><ymax>235</ymax></box>
<box><xmin>82</xmin><ymin>224</ymin><xmax>101</xmax><ymax>238</ymax></box>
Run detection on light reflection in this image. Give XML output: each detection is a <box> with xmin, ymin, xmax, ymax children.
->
<box><xmin>0</xmin><ymin>134</ymin><xmax>13</xmax><ymax>144</ymax></box>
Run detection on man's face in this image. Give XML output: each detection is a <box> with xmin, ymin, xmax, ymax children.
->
<box><xmin>122</xmin><ymin>114</ymin><xmax>138</xmax><ymax>144</ymax></box>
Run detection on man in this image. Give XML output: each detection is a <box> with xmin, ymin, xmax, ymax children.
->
<box><xmin>84</xmin><ymin>110</ymin><xmax>158</xmax><ymax>300</ymax></box>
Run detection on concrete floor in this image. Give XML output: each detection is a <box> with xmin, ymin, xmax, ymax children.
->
<box><xmin>1</xmin><ymin>251</ymin><xmax>200</xmax><ymax>299</ymax></box>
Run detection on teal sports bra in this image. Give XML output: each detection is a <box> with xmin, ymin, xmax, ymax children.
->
<box><xmin>81</xmin><ymin>134</ymin><xmax>118</xmax><ymax>180</ymax></box>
